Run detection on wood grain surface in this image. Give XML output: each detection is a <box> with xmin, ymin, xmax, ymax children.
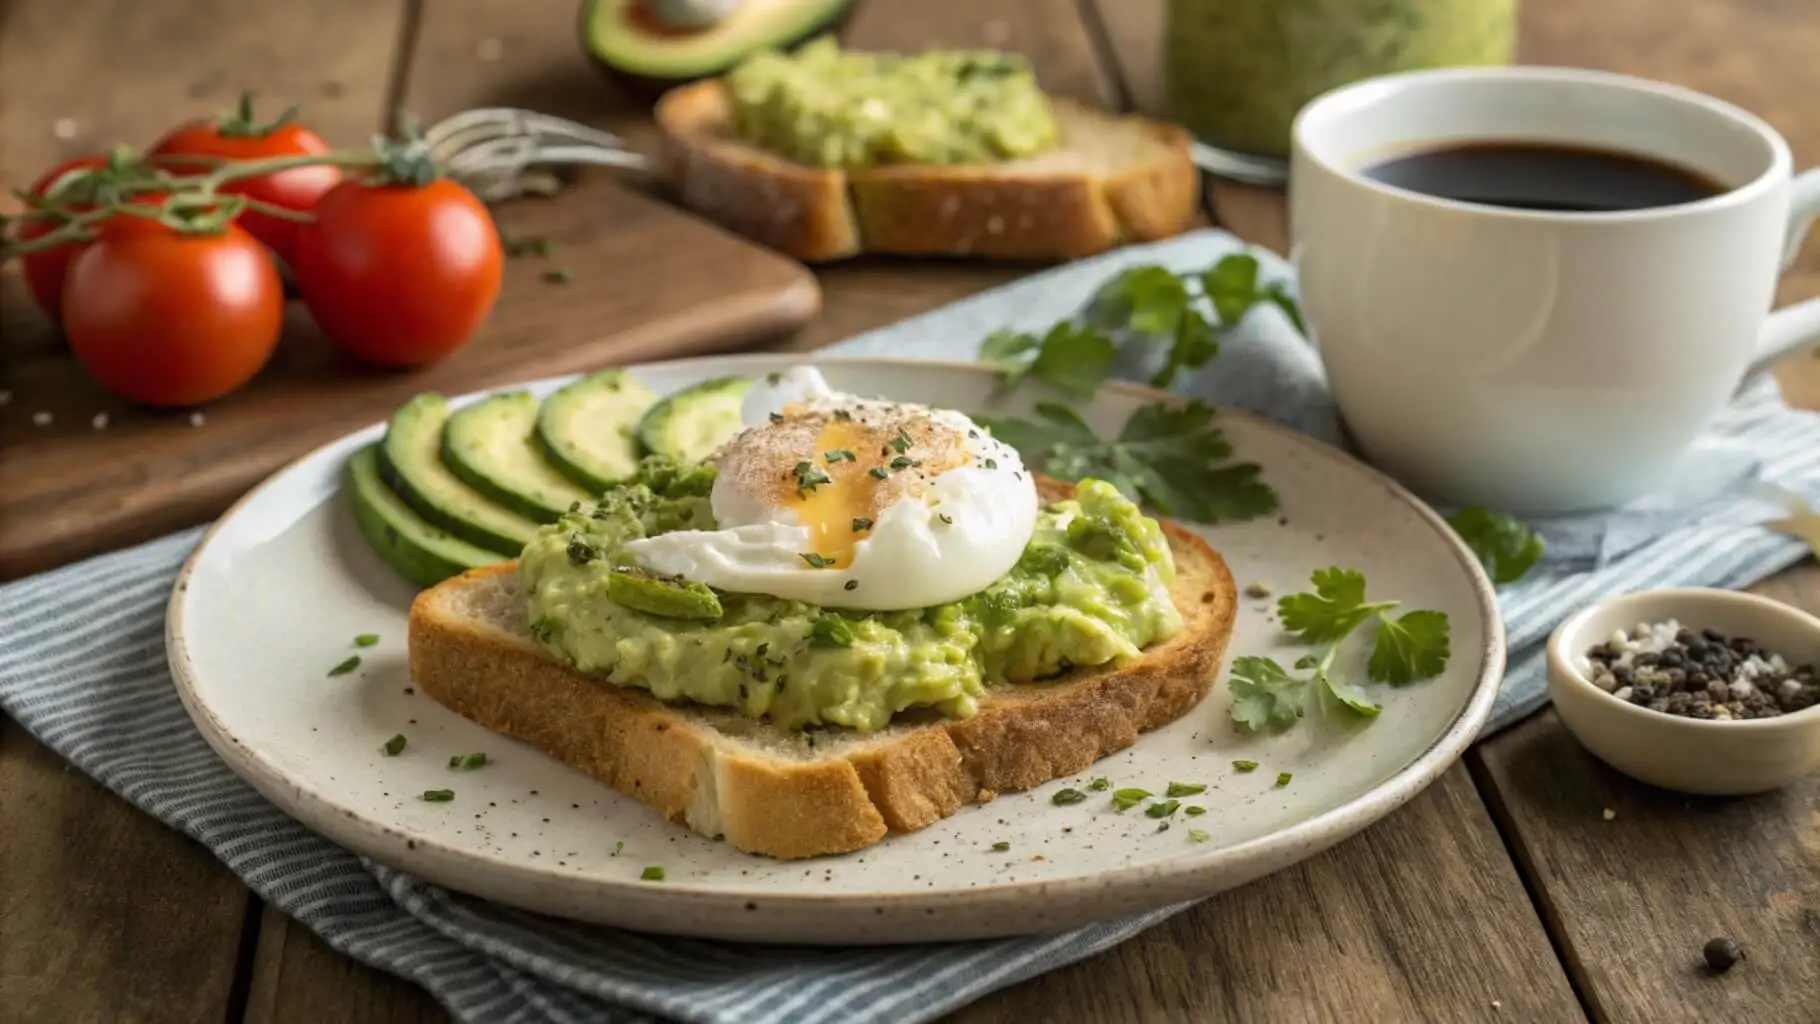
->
<box><xmin>5</xmin><ymin>0</ymin><xmax>1820</xmax><ymax>1022</ymax></box>
<box><xmin>0</xmin><ymin>0</ymin><xmax>819</xmax><ymax>581</ymax></box>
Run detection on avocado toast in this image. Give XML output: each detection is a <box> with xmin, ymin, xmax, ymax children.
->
<box><xmin>655</xmin><ymin>38</ymin><xmax>1199</xmax><ymax>262</ymax></box>
<box><xmin>407</xmin><ymin>477</ymin><xmax>1235</xmax><ymax>860</ymax></box>
<box><xmin>379</xmin><ymin>366</ymin><xmax>1238</xmax><ymax>860</ymax></box>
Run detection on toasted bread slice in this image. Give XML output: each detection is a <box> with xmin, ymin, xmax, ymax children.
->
<box><xmin>655</xmin><ymin>80</ymin><xmax>1200</xmax><ymax>263</ymax></box>
<box><xmin>407</xmin><ymin>478</ymin><xmax>1237</xmax><ymax>860</ymax></box>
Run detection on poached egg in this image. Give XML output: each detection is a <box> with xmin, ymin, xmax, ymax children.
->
<box><xmin>620</xmin><ymin>367</ymin><xmax>1037</xmax><ymax>610</ymax></box>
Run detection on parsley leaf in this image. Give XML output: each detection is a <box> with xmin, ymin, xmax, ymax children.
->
<box><xmin>1226</xmin><ymin>567</ymin><xmax>1445</xmax><ymax>733</ymax></box>
<box><xmin>1188</xmin><ymin>828</ymin><xmax>1211</xmax><ymax>843</ymax></box>
<box><xmin>1226</xmin><ymin>656</ymin><xmax>1310</xmax><ymax>732</ymax></box>
<box><xmin>1276</xmin><ymin>567</ymin><xmax>1396</xmax><ymax>643</ymax></box>
<box><xmin>1447</xmin><ymin>507</ymin><xmax>1544</xmax><ymax>584</ymax></box>
<box><xmin>1199</xmin><ymin>253</ymin><xmax>1304</xmax><ymax>334</ymax></box>
<box><xmin>978</xmin><ymin>322</ymin><xmax>1116</xmax><ymax>398</ymax></box>
<box><xmin>1145</xmin><ymin>799</ymin><xmax>1181</xmax><ymax>819</ymax></box>
<box><xmin>1368</xmin><ymin>609</ymin><xmax>1452</xmax><ymax>685</ymax></box>
<box><xmin>978</xmin><ymin>400</ymin><xmax>1276</xmax><ymax>525</ymax></box>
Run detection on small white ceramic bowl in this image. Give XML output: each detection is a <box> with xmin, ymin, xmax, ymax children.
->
<box><xmin>1547</xmin><ymin>587</ymin><xmax>1820</xmax><ymax>795</ymax></box>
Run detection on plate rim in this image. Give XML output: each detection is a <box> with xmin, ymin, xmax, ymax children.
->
<box><xmin>165</xmin><ymin>353</ymin><xmax>1505</xmax><ymax>928</ymax></box>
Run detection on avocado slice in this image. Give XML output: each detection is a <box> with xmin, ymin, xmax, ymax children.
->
<box><xmin>345</xmin><ymin>445</ymin><xmax>502</xmax><ymax>588</ymax></box>
<box><xmin>635</xmin><ymin>376</ymin><xmax>753</xmax><ymax>465</ymax></box>
<box><xmin>580</xmin><ymin>0</ymin><xmax>857</xmax><ymax>86</ymax></box>
<box><xmin>536</xmin><ymin>371</ymin><xmax>658</xmax><ymax>494</ymax></box>
<box><xmin>380</xmin><ymin>394</ymin><xmax>541</xmax><ymax>557</ymax></box>
<box><xmin>606</xmin><ymin>566</ymin><xmax>724</xmax><ymax>620</ymax></box>
<box><xmin>443</xmin><ymin>391</ymin><xmax>596</xmax><ymax>522</ymax></box>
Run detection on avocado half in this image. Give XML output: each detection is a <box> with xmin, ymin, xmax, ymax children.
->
<box><xmin>581</xmin><ymin>0</ymin><xmax>858</xmax><ymax>98</ymax></box>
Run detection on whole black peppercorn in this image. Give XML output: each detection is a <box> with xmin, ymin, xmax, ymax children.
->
<box><xmin>1703</xmin><ymin>936</ymin><xmax>1743</xmax><ymax>973</ymax></box>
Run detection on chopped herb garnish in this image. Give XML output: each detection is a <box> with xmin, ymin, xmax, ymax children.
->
<box><xmin>833</xmin><ymin>409</ymin><xmax>853</xmax><ymax>421</ymax></box>
<box><xmin>766</xmin><ymin>371</ymin><xmax>783</xmax><ymax>384</ymax></box>
<box><xmin>768</xmin><ymin>412</ymin><xmax>785</xmax><ymax>424</ymax></box>
<box><xmin>421</xmin><ymin>789</ymin><xmax>454</xmax><ymax>802</ymax></box>
<box><xmin>825</xmin><ymin>449</ymin><xmax>856</xmax><ymax>463</ymax></box>
<box><xmin>1232</xmin><ymin>760</ymin><xmax>1259</xmax><ymax>773</ymax></box>
<box><xmin>800</xmin><ymin>552</ymin><xmax>836</xmax><ymax>568</ymax></box>
<box><xmin>1088</xmin><ymin>777</ymin><xmax>1111</xmax><ymax>791</ymax></box>
<box><xmin>890</xmin><ymin>431</ymin><xmax>912</xmax><ymax>454</ymax></box>
<box><xmin>1145</xmin><ymin>799</ymin><xmax>1181</xmax><ymax>819</ymax></box>
<box><xmin>327</xmin><ymin>656</ymin><xmax>361</xmax><ymax>677</ymax></box>
<box><xmin>809</xmin><ymin>615</ymin><xmax>855</xmax><ymax>648</ymax></box>
<box><xmin>640</xmin><ymin>866</ymin><xmax>665</xmax><ymax>881</ymax></box>
<box><xmin>794</xmin><ymin>461</ymin><xmax>831</xmax><ymax>494</ymax></box>
<box><xmin>937</xmin><ymin>513</ymin><xmax>953</xmax><ymax>525</ymax></box>
<box><xmin>1111</xmin><ymin>787</ymin><xmax>1151</xmax><ymax>811</ymax></box>
<box><xmin>1188</xmin><ymin>828</ymin><xmax>1211</xmax><ymax>843</ymax></box>
<box><xmin>1165</xmin><ymin>782</ymin><xmax>1205</xmax><ymax>797</ymax></box>
<box><xmin>381</xmin><ymin>734</ymin><xmax>406</xmax><ymax>756</ymax></box>
<box><xmin>889</xmin><ymin>456</ymin><xmax>912</xmax><ymax>471</ymax></box>
<box><xmin>1185</xmin><ymin>805</ymin><xmax>1206</xmax><ymax>816</ymax></box>
<box><xmin>449</xmin><ymin>752</ymin><xmax>487</xmax><ymax>771</ymax></box>
<box><xmin>1051</xmin><ymin>788</ymin><xmax>1087</xmax><ymax>806</ymax></box>
<box><xmin>851</xmin><ymin>517</ymin><xmax>874</xmax><ymax>532</ymax></box>
<box><xmin>983</xmin><ymin>458</ymin><xmax>998</xmax><ymax>469</ymax></box>
<box><xmin>990</xmin><ymin>841</ymin><xmax>1011</xmax><ymax>852</ymax></box>
<box><xmin>611</xmin><ymin>841</ymin><xmax>624</xmax><ymax>857</ymax></box>
<box><xmin>541</xmin><ymin>268</ymin><xmax>573</xmax><ymax>285</ymax></box>
<box><xmin>843</xmin><ymin>580</ymin><xmax>858</xmax><ymax>591</ymax></box>
<box><xmin>354</xmin><ymin>633</ymin><xmax>380</xmax><ymax>648</ymax></box>
<box><xmin>868</xmin><ymin>467</ymin><xmax>890</xmax><ymax>480</ymax></box>
<box><xmin>1156</xmin><ymin>821</ymin><xmax>1171</xmax><ymax>832</ymax></box>
<box><xmin>1275</xmin><ymin>772</ymin><xmax>1293</xmax><ymax>788</ymax></box>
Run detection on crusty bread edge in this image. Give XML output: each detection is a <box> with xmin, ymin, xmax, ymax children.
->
<box><xmin>407</xmin><ymin>487</ymin><xmax>1236</xmax><ymax>861</ymax></box>
<box><xmin>653</xmin><ymin>79</ymin><xmax>1200</xmax><ymax>263</ymax></box>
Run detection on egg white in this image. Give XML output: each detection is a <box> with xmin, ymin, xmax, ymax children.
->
<box><xmin>621</xmin><ymin>367</ymin><xmax>1038</xmax><ymax>610</ymax></box>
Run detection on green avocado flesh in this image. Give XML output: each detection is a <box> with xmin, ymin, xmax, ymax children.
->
<box><xmin>345</xmin><ymin>445</ymin><xmax>501</xmax><ymax>588</ymax></box>
<box><xmin>581</xmin><ymin>0</ymin><xmax>856</xmax><ymax>80</ymax></box>
<box><xmin>380</xmin><ymin>394</ymin><xmax>541</xmax><ymax>557</ymax></box>
<box><xmin>442</xmin><ymin>391</ymin><xmax>595</xmax><ymax>522</ymax></box>
<box><xmin>519</xmin><ymin>460</ymin><xmax>1184</xmax><ymax>733</ymax></box>
<box><xmin>723</xmin><ymin>37</ymin><xmax>1061</xmax><ymax>169</ymax></box>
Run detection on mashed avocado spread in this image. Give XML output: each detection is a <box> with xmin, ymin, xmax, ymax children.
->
<box><xmin>519</xmin><ymin>458</ymin><xmax>1182</xmax><ymax>732</ymax></box>
<box><xmin>723</xmin><ymin>37</ymin><xmax>1060</xmax><ymax>169</ymax></box>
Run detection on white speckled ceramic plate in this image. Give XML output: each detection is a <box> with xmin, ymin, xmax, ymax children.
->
<box><xmin>168</xmin><ymin>355</ymin><xmax>1503</xmax><ymax>944</ymax></box>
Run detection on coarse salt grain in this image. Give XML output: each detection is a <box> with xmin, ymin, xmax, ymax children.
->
<box><xmin>1601</xmin><ymin>808</ymin><xmax>1616</xmax><ymax>821</ymax></box>
<box><xmin>52</xmin><ymin>117</ymin><xmax>77</xmax><ymax>139</ymax></box>
<box><xmin>92</xmin><ymin>412</ymin><xmax>108</xmax><ymax>430</ymax></box>
<box><xmin>0</xmin><ymin>390</ymin><xmax>11</xmax><ymax>406</ymax></box>
<box><xmin>190</xmin><ymin>412</ymin><xmax>206</xmax><ymax>427</ymax></box>
<box><xmin>32</xmin><ymin>411</ymin><xmax>52</xmax><ymax>426</ymax></box>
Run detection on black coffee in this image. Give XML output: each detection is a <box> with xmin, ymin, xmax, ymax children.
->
<box><xmin>1360</xmin><ymin>141</ymin><xmax>1725</xmax><ymax>213</ymax></box>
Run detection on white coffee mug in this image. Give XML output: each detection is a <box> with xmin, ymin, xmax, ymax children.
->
<box><xmin>1289</xmin><ymin>66</ymin><xmax>1820</xmax><ymax>514</ymax></box>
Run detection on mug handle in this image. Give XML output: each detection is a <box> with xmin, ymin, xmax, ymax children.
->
<box><xmin>1747</xmin><ymin>167</ymin><xmax>1820</xmax><ymax>376</ymax></box>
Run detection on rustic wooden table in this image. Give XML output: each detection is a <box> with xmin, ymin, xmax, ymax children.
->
<box><xmin>3</xmin><ymin>1</ymin><xmax>1817</xmax><ymax>1022</ymax></box>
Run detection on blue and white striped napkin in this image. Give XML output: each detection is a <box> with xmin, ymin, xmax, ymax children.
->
<box><xmin>4</xmin><ymin>229</ymin><xmax>1818</xmax><ymax>1024</ymax></box>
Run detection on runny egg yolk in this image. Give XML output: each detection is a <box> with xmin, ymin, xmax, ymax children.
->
<box><xmin>718</xmin><ymin>406</ymin><xmax>971</xmax><ymax>569</ymax></box>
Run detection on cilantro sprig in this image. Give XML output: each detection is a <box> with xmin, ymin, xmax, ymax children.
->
<box><xmin>1446</xmin><ymin>507</ymin><xmax>1544</xmax><ymax>584</ymax></box>
<box><xmin>1086</xmin><ymin>253</ymin><xmax>1305</xmax><ymax>387</ymax></box>
<box><xmin>980</xmin><ymin>322</ymin><xmax>1116</xmax><ymax>398</ymax></box>
<box><xmin>976</xmin><ymin>401</ymin><xmax>1277</xmax><ymax>524</ymax></box>
<box><xmin>1227</xmin><ymin>567</ymin><xmax>1451</xmax><ymax>733</ymax></box>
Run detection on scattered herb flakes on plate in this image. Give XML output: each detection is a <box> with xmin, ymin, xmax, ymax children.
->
<box><xmin>990</xmin><ymin>841</ymin><xmax>1012</xmax><ymax>852</ymax></box>
<box><xmin>326</xmin><ymin>655</ymin><xmax>361</xmax><ymax>677</ymax></box>
<box><xmin>1165</xmin><ymin>781</ymin><xmax>1205</xmax><ymax>797</ymax></box>
<box><xmin>1087</xmin><ymin>777</ymin><xmax>1111</xmax><ymax>792</ymax></box>
<box><xmin>1188</xmin><ymin>828</ymin><xmax>1211</xmax><ymax>843</ymax></box>
<box><xmin>421</xmin><ymin>789</ymin><xmax>454</xmax><ymax>802</ymax></box>
<box><xmin>381</xmin><ymin>734</ymin><xmax>406</xmax><ymax>756</ymax></box>
<box><xmin>1275</xmin><ymin>772</ymin><xmax>1294</xmax><ymax>788</ymax></box>
<box><xmin>353</xmin><ymin>633</ymin><xmax>380</xmax><ymax>647</ymax></box>
<box><xmin>640</xmin><ymin>866</ymin><xmax>665</xmax><ymax>882</ymax></box>
<box><xmin>448</xmin><ymin>752</ymin><xmax>487</xmax><ymax>771</ymax></box>
<box><xmin>1110</xmin><ymin>787</ymin><xmax>1151</xmax><ymax>811</ymax></box>
<box><xmin>1231</xmin><ymin>760</ymin><xmax>1259</xmax><ymax>773</ymax></box>
<box><xmin>1051</xmin><ymin>787</ymin><xmax>1087</xmax><ymax>806</ymax></box>
<box><xmin>1144</xmin><ymin>799</ymin><xmax>1181</xmax><ymax>819</ymax></box>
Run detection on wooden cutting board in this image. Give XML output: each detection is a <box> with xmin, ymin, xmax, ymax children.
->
<box><xmin>0</xmin><ymin>0</ymin><xmax>820</xmax><ymax>580</ymax></box>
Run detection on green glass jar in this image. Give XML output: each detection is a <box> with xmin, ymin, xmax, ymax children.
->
<box><xmin>1164</xmin><ymin>0</ymin><xmax>1518</xmax><ymax>160</ymax></box>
